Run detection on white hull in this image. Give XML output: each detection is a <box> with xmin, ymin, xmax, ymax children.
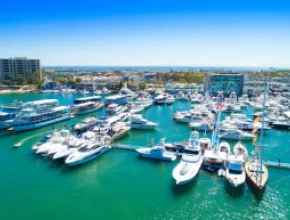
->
<box><xmin>66</xmin><ymin>147</ymin><xmax>110</xmax><ymax>166</ymax></box>
<box><xmin>173</xmin><ymin>157</ymin><xmax>203</xmax><ymax>185</ymax></box>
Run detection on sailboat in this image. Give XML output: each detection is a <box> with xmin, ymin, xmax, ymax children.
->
<box><xmin>245</xmin><ymin>78</ymin><xmax>269</xmax><ymax>192</ymax></box>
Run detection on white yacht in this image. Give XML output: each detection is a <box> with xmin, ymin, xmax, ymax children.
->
<box><xmin>32</xmin><ymin>131</ymin><xmax>57</xmax><ymax>151</ymax></box>
<box><xmin>71</xmin><ymin>102</ymin><xmax>103</xmax><ymax>115</ymax></box>
<box><xmin>129</xmin><ymin>104</ymin><xmax>144</xmax><ymax>114</ymax></box>
<box><xmin>116</xmin><ymin>112</ymin><xmax>132</xmax><ymax>121</ymax></box>
<box><xmin>0</xmin><ymin>99</ymin><xmax>59</xmax><ymax>130</ymax></box>
<box><xmin>106</xmin><ymin>104</ymin><xmax>127</xmax><ymax>115</ymax></box>
<box><xmin>35</xmin><ymin>130</ymin><xmax>70</xmax><ymax>155</ymax></box>
<box><xmin>166</xmin><ymin>95</ymin><xmax>175</xmax><ymax>104</ymax></box>
<box><xmin>74</xmin><ymin>96</ymin><xmax>101</xmax><ymax>104</ymax></box>
<box><xmin>65</xmin><ymin>141</ymin><xmax>111</xmax><ymax>166</ymax></box>
<box><xmin>172</xmin><ymin>131</ymin><xmax>203</xmax><ymax>185</ymax></box>
<box><xmin>135</xmin><ymin>97</ymin><xmax>153</xmax><ymax>108</ymax></box>
<box><xmin>176</xmin><ymin>91</ymin><xmax>188</xmax><ymax>101</ymax></box>
<box><xmin>72</xmin><ymin>117</ymin><xmax>98</xmax><ymax>134</ymax></box>
<box><xmin>219</xmin><ymin>130</ymin><xmax>255</xmax><ymax>140</ymax></box>
<box><xmin>104</xmin><ymin>95</ymin><xmax>127</xmax><ymax>106</ymax></box>
<box><xmin>136</xmin><ymin>138</ymin><xmax>176</xmax><ymax>161</ymax></box>
<box><xmin>226</xmin><ymin>161</ymin><xmax>246</xmax><ymax>188</ymax></box>
<box><xmin>109</xmin><ymin>122</ymin><xmax>131</xmax><ymax>141</ymax></box>
<box><xmin>154</xmin><ymin>94</ymin><xmax>167</xmax><ymax>104</ymax></box>
<box><xmin>8</xmin><ymin>102</ymin><xmax>71</xmax><ymax>132</ymax></box>
<box><xmin>127</xmin><ymin>114</ymin><xmax>158</xmax><ymax>129</ymax></box>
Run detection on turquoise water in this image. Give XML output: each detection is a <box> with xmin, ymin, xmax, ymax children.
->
<box><xmin>0</xmin><ymin>93</ymin><xmax>290</xmax><ymax>219</ymax></box>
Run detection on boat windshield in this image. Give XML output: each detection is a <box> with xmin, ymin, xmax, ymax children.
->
<box><xmin>229</xmin><ymin>163</ymin><xmax>243</xmax><ymax>174</ymax></box>
<box><xmin>78</xmin><ymin>147</ymin><xmax>90</xmax><ymax>152</ymax></box>
<box><xmin>184</xmin><ymin>149</ymin><xmax>199</xmax><ymax>155</ymax></box>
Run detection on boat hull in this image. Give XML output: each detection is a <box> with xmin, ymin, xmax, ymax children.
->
<box><xmin>12</xmin><ymin>115</ymin><xmax>72</xmax><ymax>131</ymax></box>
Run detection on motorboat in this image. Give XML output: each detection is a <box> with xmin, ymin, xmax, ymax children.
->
<box><xmin>108</xmin><ymin>122</ymin><xmax>131</xmax><ymax>141</ymax></box>
<box><xmin>219</xmin><ymin>130</ymin><xmax>255</xmax><ymax>140</ymax></box>
<box><xmin>35</xmin><ymin>130</ymin><xmax>70</xmax><ymax>155</ymax></box>
<box><xmin>176</xmin><ymin>91</ymin><xmax>188</xmax><ymax>101</ymax></box>
<box><xmin>71</xmin><ymin>102</ymin><xmax>103</xmax><ymax>115</ymax></box>
<box><xmin>127</xmin><ymin>114</ymin><xmax>158</xmax><ymax>129</ymax></box>
<box><xmin>136</xmin><ymin>138</ymin><xmax>176</xmax><ymax>161</ymax></box>
<box><xmin>72</xmin><ymin>117</ymin><xmax>98</xmax><ymax>134</ymax></box>
<box><xmin>135</xmin><ymin>97</ymin><xmax>153</xmax><ymax>109</ymax></box>
<box><xmin>154</xmin><ymin>95</ymin><xmax>167</xmax><ymax>104</ymax></box>
<box><xmin>172</xmin><ymin>131</ymin><xmax>203</xmax><ymax>185</ymax></box>
<box><xmin>218</xmin><ymin>141</ymin><xmax>231</xmax><ymax>154</ymax></box>
<box><xmin>106</xmin><ymin>104</ymin><xmax>127</xmax><ymax>115</ymax></box>
<box><xmin>164</xmin><ymin>142</ymin><xmax>186</xmax><ymax>155</ymax></box>
<box><xmin>233</xmin><ymin>142</ymin><xmax>248</xmax><ymax>158</ymax></box>
<box><xmin>32</xmin><ymin>131</ymin><xmax>57</xmax><ymax>151</ymax></box>
<box><xmin>116</xmin><ymin>112</ymin><xmax>132</xmax><ymax>121</ymax></box>
<box><xmin>104</xmin><ymin>95</ymin><xmax>127</xmax><ymax>106</ymax></box>
<box><xmin>226</xmin><ymin>161</ymin><xmax>246</xmax><ymax>188</ymax></box>
<box><xmin>165</xmin><ymin>95</ymin><xmax>175</xmax><ymax>104</ymax></box>
<box><xmin>65</xmin><ymin>141</ymin><xmax>111</xmax><ymax>166</ymax></box>
<box><xmin>128</xmin><ymin>104</ymin><xmax>144</xmax><ymax>114</ymax></box>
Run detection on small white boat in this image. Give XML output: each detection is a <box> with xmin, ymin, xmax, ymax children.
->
<box><xmin>219</xmin><ymin>130</ymin><xmax>255</xmax><ymax>140</ymax></box>
<box><xmin>172</xmin><ymin>131</ymin><xmax>203</xmax><ymax>185</ymax></box>
<box><xmin>65</xmin><ymin>142</ymin><xmax>111</xmax><ymax>166</ymax></box>
<box><xmin>226</xmin><ymin>161</ymin><xmax>246</xmax><ymax>188</ymax></box>
<box><xmin>127</xmin><ymin>114</ymin><xmax>158</xmax><ymax>129</ymax></box>
<box><xmin>218</xmin><ymin>142</ymin><xmax>231</xmax><ymax>154</ymax></box>
<box><xmin>233</xmin><ymin>142</ymin><xmax>248</xmax><ymax>158</ymax></box>
<box><xmin>136</xmin><ymin>138</ymin><xmax>176</xmax><ymax>161</ymax></box>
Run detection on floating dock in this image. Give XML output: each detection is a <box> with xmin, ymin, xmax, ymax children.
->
<box><xmin>263</xmin><ymin>161</ymin><xmax>290</xmax><ymax>169</ymax></box>
<box><xmin>113</xmin><ymin>144</ymin><xmax>141</xmax><ymax>151</ymax></box>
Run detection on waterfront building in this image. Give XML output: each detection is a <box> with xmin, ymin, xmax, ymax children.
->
<box><xmin>0</xmin><ymin>57</ymin><xmax>42</xmax><ymax>82</ymax></box>
<box><xmin>204</xmin><ymin>73</ymin><xmax>244</xmax><ymax>97</ymax></box>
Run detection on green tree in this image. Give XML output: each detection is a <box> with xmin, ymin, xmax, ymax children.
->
<box><xmin>75</xmin><ymin>77</ymin><xmax>82</xmax><ymax>83</ymax></box>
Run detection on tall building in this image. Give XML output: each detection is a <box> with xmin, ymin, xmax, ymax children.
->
<box><xmin>204</xmin><ymin>72</ymin><xmax>245</xmax><ymax>97</ymax></box>
<box><xmin>0</xmin><ymin>57</ymin><xmax>41</xmax><ymax>83</ymax></box>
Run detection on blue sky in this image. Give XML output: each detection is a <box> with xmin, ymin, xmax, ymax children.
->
<box><xmin>0</xmin><ymin>0</ymin><xmax>290</xmax><ymax>67</ymax></box>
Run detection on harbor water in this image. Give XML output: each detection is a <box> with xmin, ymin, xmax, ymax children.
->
<box><xmin>1</xmin><ymin>93</ymin><xmax>290</xmax><ymax>219</ymax></box>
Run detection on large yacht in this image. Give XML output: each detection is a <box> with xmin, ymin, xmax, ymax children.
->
<box><xmin>0</xmin><ymin>99</ymin><xmax>59</xmax><ymax>130</ymax></box>
<box><xmin>219</xmin><ymin>130</ymin><xmax>255</xmax><ymax>140</ymax></box>
<box><xmin>7</xmin><ymin>100</ymin><xmax>71</xmax><ymax>131</ymax></box>
<box><xmin>106</xmin><ymin>104</ymin><xmax>128</xmax><ymax>115</ymax></box>
<box><xmin>74</xmin><ymin>96</ymin><xmax>101</xmax><ymax>104</ymax></box>
<box><xmin>127</xmin><ymin>114</ymin><xmax>158</xmax><ymax>129</ymax></box>
<box><xmin>172</xmin><ymin>131</ymin><xmax>203</xmax><ymax>185</ymax></box>
<box><xmin>71</xmin><ymin>102</ymin><xmax>103</xmax><ymax>115</ymax></box>
<box><xmin>136</xmin><ymin>138</ymin><xmax>176</xmax><ymax>161</ymax></box>
<box><xmin>104</xmin><ymin>95</ymin><xmax>127</xmax><ymax>106</ymax></box>
<box><xmin>65</xmin><ymin>140</ymin><xmax>111</xmax><ymax>166</ymax></box>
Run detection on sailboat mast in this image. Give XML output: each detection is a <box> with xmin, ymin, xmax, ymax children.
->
<box><xmin>259</xmin><ymin>76</ymin><xmax>267</xmax><ymax>185</ymax></box>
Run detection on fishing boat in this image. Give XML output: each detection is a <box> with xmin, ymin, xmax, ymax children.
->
<box><xmin>172</xmin><ymin>131</ymin><xmax>203</xmax><ymax>185</ymax></box>
<box><xmin>226</xmin><ymin>161</ymin><xmax>246</xmax><ymax>188</ymax></box>
<box><xmin>65</xmin><ymin>140</ymin><xmax>111</xmax><ymax>166</ymax></box>
<box><xmin>71</xmin><ymin>102</ymin><xmax>103</xmax><ymax>115</ymax></box>
<box><xmin>136</xmin><ymin>138</ymin><xmax>176</xmax><ymax>161</ymax></box>
<box><xmin>219</xmin><ymin>130</ymin><xmax>255</xmax><ymax>140</ymax></box>
<box><xmin>245</xmin><ymin>78</ymin><xmax>269</xmax><ymax>192</ymax></box>
<box><xmin>127</xmin><ymin>114</ymin><xmax>158</xmax><ymax>129</ymax></box>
